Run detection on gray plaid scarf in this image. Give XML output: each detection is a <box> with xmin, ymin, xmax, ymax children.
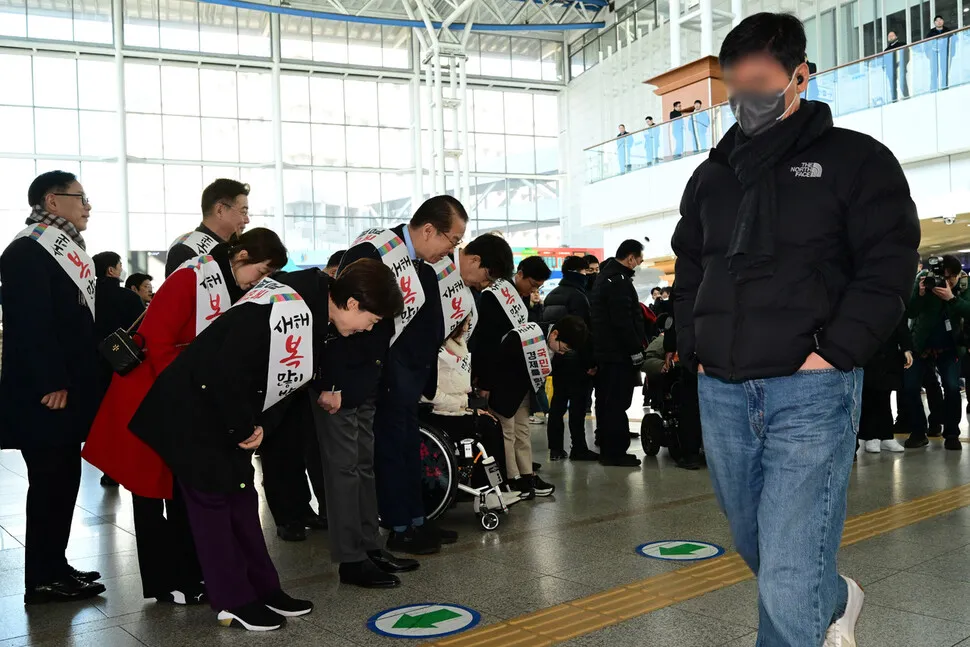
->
<box><xmin>26</xmin><ymin>205</ymin><xmax>86</xmax><ymax>250</ymax></box>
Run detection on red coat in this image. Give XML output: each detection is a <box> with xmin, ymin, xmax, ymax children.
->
<box><xmin>82</xmin><ymin>268</ymin><xmax>198</xmax><ymax>499</ymax></box>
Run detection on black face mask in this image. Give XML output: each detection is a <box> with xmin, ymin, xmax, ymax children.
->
<box><xmin>728</xmin><ymin>75</ymin><xmax>798</xmax><ymax>137</ymax></box>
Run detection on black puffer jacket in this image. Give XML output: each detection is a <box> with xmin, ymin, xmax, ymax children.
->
<box><xmin>590</xmin><ymin>258</ymin><xmax>645</xmax><ymax>364</ymax></box>
<box><xmin>542</xmin><ymin>271</ymin><xmax>592</xmax><ymax>370</ymax></box>
<box><xmin>671</xmin><ymin>121</ymin><xmax>920</xmax><ymax>382</ymax></box>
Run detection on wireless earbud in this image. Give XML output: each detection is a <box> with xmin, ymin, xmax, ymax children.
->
<box><xmin>797</xmin><ymin>74</ymin><xmax>805</xmax><ymax>84</ymax></box>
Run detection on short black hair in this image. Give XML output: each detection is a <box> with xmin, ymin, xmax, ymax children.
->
<box><xmin>673</xmin><ymin>101</ymin><xmax>682</xmax><ymax>107</ymax></box>
<box><xmin>719</xmin><ymin>12</ymin><xmax>807</xmax><ymax>76</ymax></box>
<box><xmin>411</xmin><ymin>195</ymin><xmax>468</xmax><ymax>233</ymax></box>
<box><xmin>645</xmin><ymin>116</ymin><xmax>653</xmax><ymax>121</ymax></box>
<box><xmin>126</xmin><ymin>273</ymin><xmax>153</xmax><ymax>290</ymax></box>
<box><xmin>561</xmin><ymin>256</ymin><xmax>589</xmax><ymax>274</ymax></box>
<box><xmin>583</xmin><ymin>254</ymin><xmax>599</xmax><ymax>264</ymax></box>
<box><xmin>332</xmin><ymin>258</ymin><xmax>404</xmax><ymax>319</ymax></box>
<box><xmin>93</xmin><ymin>251</ymin><xmax>121</xmax><ymax>278</ymax></box>
<box><xmin>661</xmin><ymin>286</ymin><xmax>672</xmax><ymax>295</ymax></box>
<box><xmin>651</xmin><ymin>286</ymin><xmax>662</xmax><ymax>295</ymax></box>
<box><xmin>941</xmin><ymin>255</ymin><xmax>962</xmax><ymax>276</ymax></box>
<box><xmin>619</xmin><ymin>124</ymin><xmax>626</xmax><ymax>128</ymax></box>
<box><xmin>464</xmin><ymin>233</ymin><xmax>514</xmax><ymax>280</ymax></box>
<box><xmin>694</xmin><ymin>99</ymin><xmax>702</xmax><ymax>104</ymax></box>
<box><xmin>201</xmin><ymin>179</ymin><xmax>250</xmax><ymax>217</ymax></box>
<box><xmin>615</xmin><ymin>239</ymin><xmax>644</xmax><ymax>260</ymax></box>
<box><xmin>552</xmin><ymin>315</ymin><xmax>588</xmax><ymax>350</ymax></box>
<box><xmin>326</xmin><ymin>250</ymin><xmax>346</xmax><ymax>269</ymax></box>
<box><xmin>935</xmin><ymin>14</ymin><xmax>944</xmax><ymax>20</ymax></box>
<box><xmin>28</xmin><ymin>170</ymin><xmax>77</xmax><ymax>207</ymax></box>
<box><xmin>227</xmin><ymin>227</ymin><xmax>288</xmax><ymax>270</ymax></box>
<box><xmin>517</xmin><ymin>256</ymin><xmax>551</xmax><ymax>282</ymax></box>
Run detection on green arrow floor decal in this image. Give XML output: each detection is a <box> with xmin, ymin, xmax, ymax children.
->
<box><xmin>392</xmin><ymin>608</ymin><xmax>462</xmax><ymax>629</ymax></box>
<box><xmin>658</xmin><ymin>542</ymin><xmax>705</xmax><ymax>556</ymax></box>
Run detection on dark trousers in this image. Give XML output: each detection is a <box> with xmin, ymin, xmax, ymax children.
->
<box><xmin>859</xmin><ymin>387</ymin><xmax>894</xmax><ymax>441</ymax></box>
<box><xmin>923</xmin><ymin>363</ymin><xmax>945</xmax><ymax>426</ymax></box>
<box><xmin>311</xmin><ymin>395</ymin><xmax>382</xmax><ymax>564</ymax></box>
<box><xmin>373</xmin><ymin>397</ymin><xmax>424</xmax><ymax>529</ymax></box>
<box><xmin>22</xmin><ymin>445</ymin><xmax>82</xmax><ymax>587</ymax></box>
<box><xmin>547</xmin><ymin>368</ymin><xmax>590</xmax><ymax>453</ymax></box>
<box><xmin>180</xmin><ymin>482</ymin><xmax>280</xmax><ymax>611</ymax></box>
<box><xmin>261</xmin><ymin>392</ymin><xmax>326</xmax><ymax>527</ymax></box>
<box><xmin>131</xmin><ymin>484</ymin><xmax>203</xmax><ymax>598</ymax></box>
<box><xmin>678</xmin><ymin>369</ymin><xmax>703</xmax><ymax>456</ymax></box>
<box><xmin>595</xmin><ymin>362</ymin><xmax>636</xmax><ymax>458</ymax></box>
<box><xmin>904</xmin><ymin>351</ymin><xmax>962</xmax><ymax>437</ymax></box>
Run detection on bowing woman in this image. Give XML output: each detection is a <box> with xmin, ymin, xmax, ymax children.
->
<box><xmin>128</xmin><ymin>258</ymin><xmax>403</xmax><ymax>632</ymax></box>
<box><xmin>82</xmin><ymin>227</ymin><xmax>287</xmax><ymax>606</ymax></box>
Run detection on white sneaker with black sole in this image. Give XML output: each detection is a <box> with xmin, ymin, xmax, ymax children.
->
<box><xmin>823</xmin><ymin>576</ymin><xmax>864</xmax><ymax>647</ymax></box>
<box><xmin>263</xmin><ymin>590</ymin><xmax>314</xmax><ymax>617</ymax></box>
<box><xmin>217</xmin><ymin>602</ymin><xmax>285</xmax><ymax>631</ymax></box>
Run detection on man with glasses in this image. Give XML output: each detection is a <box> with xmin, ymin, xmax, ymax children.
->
<box><xmin>164</xmin><ymin>179</ymin><xmax>251</xmax><ymax>277</ymax></box>
<box><xmin>0</xmin><ymin>171</ymin><xmax>107</xmax><ymax>603</ymax></box>
<box><xmin>332</xmin><ymin>196</ymin><xmax>471</xmax><ymax>556</ymax></box>
<box><xmin>903</xmin><ymin>255</ymin><xmax>970</xmax><ymax>450</ymax></box>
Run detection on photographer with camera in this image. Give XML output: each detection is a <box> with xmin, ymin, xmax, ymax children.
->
<box><xmin>902</xmin><ymin>255</ymin><xmax>970</xmax><ymax>450</ymax></box>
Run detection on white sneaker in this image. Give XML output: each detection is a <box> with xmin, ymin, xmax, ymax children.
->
<box><xmin>881</xmin><ymin>439</ymin><xmax>905</xmax><ymax>452</ymax></box>
<box><xmin>863</xmin><ymin>439</ymin><xmax>881</xmax><ymax>453</ymax></box>
<box><xmin>823</xmin><ymin>576</ymin><xmax>864</xmax><ymax>647</ymax></box>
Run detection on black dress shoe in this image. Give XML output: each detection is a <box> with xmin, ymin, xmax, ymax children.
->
<box><xmin>550</xmin><ymin>450</ymin><xmax>567</xmax><ymax>461</ymax></box>
<box><xmin>339</xmin><ymin>560</ymin><xmax>401</xmax><ymax>589</ymax></box>
<box><xmin>569</xmin><ymin>448</ymin><xmax>600</xmax><ymax>461</ymax></box>
<box><xmin>532</xmin><ymin>462</ymin><xmax>542</xmax><ymax>472</ymax></box>
<box><xmin>599</xmin><ymin>454</ymin><xmax>642</xmax><ymax>467</ymax></box>
<box><xmin>675</xmin><ymin>455</ymin><xmax>703</xmax><ymax>471</ymax></box>
<box><xmin>904</xmin><ymin>433</ymin><xmax>929</xmax><ymax>448</ymax></box>
<box><xmin>25</xmin><ymin>577</ymin><xmax>106</xmax><ymax>604</ymax></box>
<box><xmin>368</xmin><ymin>549</ymin><xmax>419</xmax><ymax>573</ymax></box>
<box><xmin>386</xmin><ymin>526</ymin><xmax>440</xmax><ymax>555</ymax></box>
<box><xmin>423</xmin><ymin>520</ymin><xmax>457</xmax><ymax>545</ymax></box>
<box><xmin>303</xmin><ymin>513</ymin><xmax>328</xmax><ymax>530</ymax></box>
<box><xmin>68</xmin><ymin>566</ymin><xmax>101</xmax><ymax>583</ymax></box>
<box><xmin>928</xmin><ymin>424</ymin><xmax>943</xmax><ymax>438</ymax></box>
<box><xmin>276</xmin><ymin>523</ymin><xmax>307</xmax><ymax>542</ymax></box>
<box><xmin>945</xmin><ymin>437</ymin><xmax>963</xmax><ymax>451</ymax></box>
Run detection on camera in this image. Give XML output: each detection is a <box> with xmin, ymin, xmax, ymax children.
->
<box><xmin>924</xmin><ymin>255</ymin><xmax>947</xmax><ymax>290</ymax></box>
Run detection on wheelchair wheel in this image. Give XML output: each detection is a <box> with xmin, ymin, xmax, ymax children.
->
<box><xmin>641</xmin><ymin>413</ymin><xmax>663</xmax><ymax>457</ymax></box>
<box><xmin>419</xmin><ymin>423</ymin><xmax>458</xmax><ymax>522</ymax></box>
<box><xmin>481</xmin><ymin>512</ymin><xmax>500</xmax><ymax>531</ymax></box>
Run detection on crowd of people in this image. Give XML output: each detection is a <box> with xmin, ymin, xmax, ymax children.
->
<box><xmin>614</xmin><ymin>100</ymin><xmax>712</xmax><ymax>173</ymax></box>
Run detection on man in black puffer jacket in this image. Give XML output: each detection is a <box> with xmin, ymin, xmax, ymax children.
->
<box><xmin>590</xmin><ymin>240</ymin><xmax>646</xmax><ymax>467</ymax></box>
<box><xmin>671</xmin><ymin>13</ymin><xmax>920</xmax><ymax>646</ymax></box>
<box><xmin>541</xmin><ymin>255</ymin><xmax>598</xmax><ymax>461</ymax></box>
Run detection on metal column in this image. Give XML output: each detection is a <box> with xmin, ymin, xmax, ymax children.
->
<box><xmin>700</xmin><ymin>0</ymin><xmax>714</xmax><ymax>56</ymax></box>
<box><xmin>111</xmin><ymin>0</ymin><xmax>130</xmax><ymax>266</ymax></box>
<box><xmin>670</xmin><ymin>0</ymin><xmax>681</xmax><ymax>69</ymax></box>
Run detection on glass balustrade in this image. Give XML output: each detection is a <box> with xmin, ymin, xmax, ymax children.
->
<box><xmin>585</xmin><ymin>26</ymin><xmax>970</xmax><ymax>184</ymax></box>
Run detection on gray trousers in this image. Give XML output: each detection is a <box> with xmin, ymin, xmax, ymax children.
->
<box><xmin>310</xmin><ymin>391</ymin><xmax>383</xmax><ymax>564</ymax></box>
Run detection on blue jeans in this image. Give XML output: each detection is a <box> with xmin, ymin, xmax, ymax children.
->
<box><xmin>698</xmin><ymin>368</ymin><xmax>862</xmax><ymax>647</ymax></box>
<box><xmin>903</xmin><ymin>350</ymin><xmax>962</xmax><ymax>437</ymax></box>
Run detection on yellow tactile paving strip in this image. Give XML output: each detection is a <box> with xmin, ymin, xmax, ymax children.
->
<box><xmin>423</xmin><ymin>483</ymin><xmax>970</xmax><ymax>647</ymax></box>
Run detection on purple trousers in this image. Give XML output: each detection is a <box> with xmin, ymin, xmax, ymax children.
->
<box><xmin>180</xmin><ymin>482</ymin><xmax>281</xmax><ymax>611</ymax></box>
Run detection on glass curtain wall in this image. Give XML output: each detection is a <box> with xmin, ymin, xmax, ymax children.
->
<box><xmin>0</xmin><ymin>0</ymin><xmax>566</xmax><ymax>269</ymax></box>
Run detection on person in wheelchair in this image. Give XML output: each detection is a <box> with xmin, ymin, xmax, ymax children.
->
<box><xmin>640</xmin><ymin>313</ymin><xmax>704</xmax><ymax>470</ymax></box>
<box><xmin>422</xmin><ymin>318</ymin><xmax>519</xmax><ymax>505</ymax></box>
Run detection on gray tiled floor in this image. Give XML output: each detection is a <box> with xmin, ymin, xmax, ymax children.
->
<box><xmin>3</xmin><ymin>403</ymin><xmax>970</xmax><ymax>646</ymax></box>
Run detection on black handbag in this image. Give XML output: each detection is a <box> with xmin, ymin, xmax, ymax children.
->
<box><xmin>99</xmin><ymin>309</ymin><xmax>148</xmax><ymax>376</ymax></box>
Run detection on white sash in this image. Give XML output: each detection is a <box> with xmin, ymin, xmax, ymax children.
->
<box><xmin>483</xmin><ymin>278</ymin><xmax>527</xmax><ymax>328</ymax></box>
<box><xmin>179</xmin><ymin>255</ymin><xmax>233</xmax><ymax>336</ymax></box>
<box><xmin>169</xmin><ymin>230</ymin><xmax>219</xmax><ymax>256</ymax></box>
<box><xmin>441</xmin><ymin>345</ymin><xmax>472</xmax><ymax>378</ymax></box>
<box><xmin>352</xmin><ymin>228</ymin><xmax>425</xmax><ymax>345</ymax></box>
<box><xmin>430</xmin><ymin>255</ymin><xmax>477</xmax><ymax>342</ymax></box>
<box><xmin>16</xmin><ymin>224</ymin><xmax>96</xmax><ymax>319</ymax></box>
<box><xmin>511</xmin><ymin>322</ymin><xmax>551</xmax><ymax>392</ymax></box>
<box><xmin>233</xmin><ymin>278</ymin><xmax>314</xmax><ymax>412</ymax></box>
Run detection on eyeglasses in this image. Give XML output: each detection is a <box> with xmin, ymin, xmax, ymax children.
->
<box><xmin>52</xmin><ymin>192</ymin><xmax>90</xmax><ymax>206</ymax></box>
<box><xmin>436</xmin><ymin>229</ymin><xmax>463</xmax><ymax>248</ymax></box>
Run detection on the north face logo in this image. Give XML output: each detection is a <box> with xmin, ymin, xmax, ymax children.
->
<box><xmin>791</xmin><ymin>162</ymin><xmax>823</xmax><ymax>178</ymax></box>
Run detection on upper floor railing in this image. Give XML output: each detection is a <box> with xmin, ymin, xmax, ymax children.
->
<box><xmin>584</xmin><ymin>25</ymin><xmax>970</xmax><ymax>184</ymax></box>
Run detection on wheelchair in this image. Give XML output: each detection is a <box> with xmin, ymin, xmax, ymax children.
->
<box><xmin>641</xmin><ymin>364</ymin><xmax>686</xmax><ymax>462</ymax></box>
<box><xmin>418</xmin><ymin>405</ymin><xmax>517</xmax><ymax>531</ymax></box>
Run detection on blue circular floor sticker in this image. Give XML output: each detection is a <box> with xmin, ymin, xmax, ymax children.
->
<box><xmin>367</xmin><ymin>603</ymin><xmax>481</xmax><ymax>639</ymax></box>
<box><xmin>637</xmin><ymin>540</ymin><xmax>724</xmax><ymax>561</ymax></box>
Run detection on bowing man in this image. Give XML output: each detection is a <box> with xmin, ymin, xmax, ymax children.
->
<box><xmin>128</xmin><ymin>258</ymin><xmax>402</xmax><ymax>632</ymax></box>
